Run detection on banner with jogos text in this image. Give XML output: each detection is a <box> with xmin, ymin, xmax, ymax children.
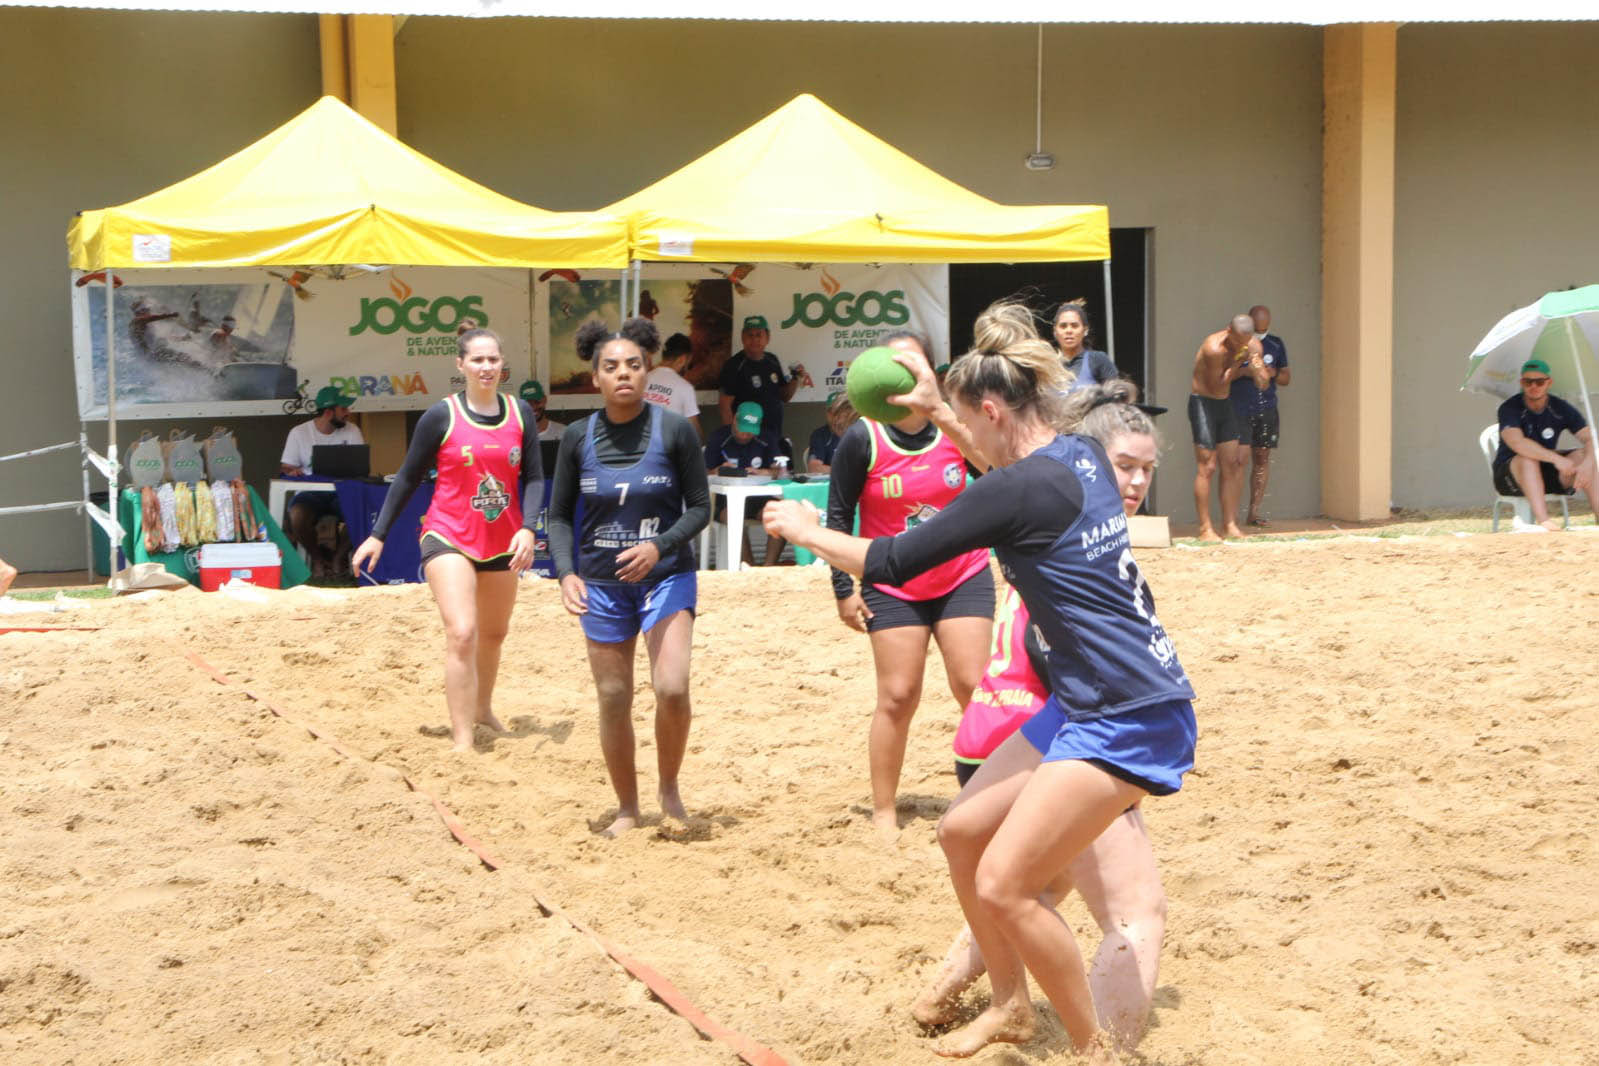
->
<box><xmin>732</xmin><ymin>263</ymin><xmax>949</xmax><ymax>403</ymax></box>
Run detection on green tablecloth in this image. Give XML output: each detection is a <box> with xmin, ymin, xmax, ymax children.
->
<box><xmin>776</xmin><ymin>479</ymin><xmax>831</xmax><ymax>566</ymax></box>
<box><xmin>118</xmin><ymin>486</ymin><xmax>310</xmax><ymax>589</ymax></box>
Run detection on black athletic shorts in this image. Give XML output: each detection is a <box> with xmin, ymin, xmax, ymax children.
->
<box><xmin>1187</xmin><ymin>394</ymin><xmax>1241</xmax><ymax>449</ymax></box>
<box><xmin>419</xmin><ymin>534</ymin><xmax>512</xmax><ymax>573</ymax></box>
<box><xmin>1242</xmin><ymin>408</ymin><xmax>1281</xmax><ymax>449</ymax></box>
<box><xmin>1492</xmin><ymin>456</ymin><xmax>1574</xmax><ymax>497</ymax></box>
<box><xmin>955</xmin><ymin>759</ymin><xmax>980</xmax><ymax>787</ymax></box>
<box><xmin>860</xmin><ymin>564</ymin><xmax>995</xmax><ymax>633</ymax></box>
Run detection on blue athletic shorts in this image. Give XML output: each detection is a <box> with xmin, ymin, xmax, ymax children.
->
<box><xmin>579</xmin><ymin>570</ymin><xmax>697</xmax><ymax>644</ymax></box>
<box><xmin>1019</xmin><ymin>695</ymin><xmax>1196</xmax><ymax>796</ymax></box>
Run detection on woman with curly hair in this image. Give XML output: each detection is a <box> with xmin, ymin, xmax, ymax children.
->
<box><xmin>548</xmin><ymin>317</ymin><xmax>711</xmax><ymax>836</ymax></box>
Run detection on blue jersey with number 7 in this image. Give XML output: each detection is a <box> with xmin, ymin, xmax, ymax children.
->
<box><xmin>577</xmin><ymin>405</ymin><xmax>691</xmax><ymax>584</ymax></box>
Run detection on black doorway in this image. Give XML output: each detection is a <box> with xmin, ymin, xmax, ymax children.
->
<box><xmin>947</xmin><ymin>228</ymin><xmax>1149</xmax><ymax>399</ymax></box>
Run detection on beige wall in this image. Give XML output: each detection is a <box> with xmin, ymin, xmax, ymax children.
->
<box><xmin>0</xmin><ymin>9</ymin><xmax>321</xmax><ymax>571</ymax></box>
<box><xmin>1393</xmin><ymin>22</ymin><xmax>1599</xmax><ymax>509</ymax></box>
<box><xmin>43</xmin><ymin>14</ymin><xmax>1569</xmax><ymax>571</ymax></box>
<box><xmin>395</xmin><ymin>19</ymin><xmax>1326</xmax><ymax>525</ymax></box>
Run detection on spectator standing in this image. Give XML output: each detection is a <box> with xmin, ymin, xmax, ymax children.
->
<box><xmin>1228</xmin><ymin>304</ymin><xmax>1291</xmax><ymax>526</ymax></box>
<box><xmin>645</xmin><ymin>332</ymin><xmax>704</xmax><ymax>439</ymax></box>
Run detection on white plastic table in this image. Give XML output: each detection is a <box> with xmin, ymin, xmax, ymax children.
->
<box><xmin>698</xmin><ymin>476</ymin><xmax>782</xmax><ymax>571</ymax></box>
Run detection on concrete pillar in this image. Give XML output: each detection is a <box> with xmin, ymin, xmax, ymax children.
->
<box><xmin>317</xmin><ymin>15</ymin><xmax>407</xmax><ymax>472</ymax></box>
<box><xmin>1321</xmin><ymin>23</ymin><xmax>1396</xmax><ymax>521</ymax></box>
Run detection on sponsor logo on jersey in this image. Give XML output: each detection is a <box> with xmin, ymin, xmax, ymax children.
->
<box><xmin>1081</xmin><ymin>512</ymin><xmax>1128</xmax><ymax>562</ymax></box>
<box><xmin>508</xmin><ymin>446</ymin><xmax>521</xmax><ymax>469</ymax></box>
<box><xmin>943</xmin><ymin>462</ymin><xmax>964</xmax><ymax>489</ymax></box>
<box><xmin>471</xmin><ymin>471</ymin><xmax>510</xmax><ymax>522</ymax></box>
<box><xmin>905</xmin><ymin>502</ymin><xmax>938</xmax><ymax>531</ymax></box>
<box><xmin>1074</xmin><ymin>456</ymin><xmax>1099</xmax><ymax>482</ymax></box>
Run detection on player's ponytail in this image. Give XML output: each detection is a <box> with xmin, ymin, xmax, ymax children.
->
<box><xmin>945</xmin><ymin>301</ymin><xmax>1072</xmax><ymax>427</ymax></box>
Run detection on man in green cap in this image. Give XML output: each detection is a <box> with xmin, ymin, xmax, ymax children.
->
<box><xmin>519</xmin><ymin>378</ymin><xmax>565</xmax><ymax>441</ymax></box>
<box><xmin>718</xmin><ymin>314</ymin><xmax>811</xmax><ymax>442</ymax></box>
<box><xmin>1492</xmin><ymin>357</ymin><xmax>1597</xmax><ymax>530</ymax></box>
<box><xmin>279</xmin><ymin>384</ymin><xmax>364</xmax><ymax>578</ymax></box>
<box><xmin>703</xmin><ymin>400</ymin><xmax>783</xmax><ymax>565</ymax></box>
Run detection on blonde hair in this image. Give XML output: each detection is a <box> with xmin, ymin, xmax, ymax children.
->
<box><xmin>944</xmin><ymin>301</ymin><xmax>1073</xmax><ymax>426</ymax></box>
<box><xmin>1060</xmin><ymin>379</ymin><xmax>1161</xmax><ymax>452</ymax></box>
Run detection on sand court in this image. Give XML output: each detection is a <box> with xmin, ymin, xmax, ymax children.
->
<box><xmin>2</xmin><ymin>533</ymin><xmax>1597</xmax><ymax>1064</ymax></box>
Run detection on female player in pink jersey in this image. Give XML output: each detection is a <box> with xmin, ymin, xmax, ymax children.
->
<box><xmin>827</xmin><ymin>329</ymin><xmax>994</xmax><ymax>838</ymax></box>
<box><xmin>913</xmin><ymin>380</ymin><xmax>1167</xmax><ymax>1048</ymax></box>
<box><xmin>353</xmin><ymin>328</ymin><xmax>542</xmax><ymax>753</ymax></box>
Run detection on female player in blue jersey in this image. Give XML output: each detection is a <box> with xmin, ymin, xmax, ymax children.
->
<box><xmin>548</xmin><ymin>318</ymin><xmax>710</xmax><ymax>837</ymax></box>
<box><xmin>764</xmin><ymin>303</ymin><xmax>1196</xmax><ymax>1060</ymax></box>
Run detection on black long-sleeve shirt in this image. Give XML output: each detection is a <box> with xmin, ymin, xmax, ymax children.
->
<box><xmin>371</xmin><ymin>395</ymin><xmax>543</xmax><ymax>540</ymax></box>
<box><xmin>547</xmin><ymin>407</ymin><xmax>711</xmax><ymax>580</ymax></box>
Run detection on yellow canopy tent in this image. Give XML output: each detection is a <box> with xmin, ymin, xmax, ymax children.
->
<box><xmin>70</xmin><ymin>96</ymin><xmax>628</xmax><ymax>270</ymax></box>
<box><xmin>605</xmin><ymin>93</ymin><xmax>1108</xmax><ymax>265</ymax></box>
<box><xmin>69</xmin><ymin>96</ymin><xmax>628</xmax><ymax>576</ymax></box>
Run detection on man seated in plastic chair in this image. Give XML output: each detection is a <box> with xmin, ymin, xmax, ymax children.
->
<box><xmin>1492</xmin><ymin>359</ymin><xmax>1598</xmax><ymax>530</ymax></box>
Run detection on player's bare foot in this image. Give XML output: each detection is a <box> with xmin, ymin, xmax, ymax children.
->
<box><xmin>658</xmin><ymin>785</ymin><xmax>687</xmax><ymax>822</ymax></box>
<box><xmin>448</xmin><ymin>740</ymin><xmax>475</xmax><ymax>754</ymax></box>
<box><xmin>912</xmin><ymin>927</ymin><xmax>983</xmax><ymax>1027</ymax></box>
<box><xmin>0</xmin><ymin>558</ymin><xmax>16</xmax><ymax>598</ymax></box>
<box><xmin>1196</xmin><ymin>526</ymin><xmax>1222</xmax><ymax>543</ymax></box>
<box><xmin>1540</xmin><ymin>517</ymin><xmax>1564</xmax><ymax>531</ymax></box>
<box><xmin>931</xmin><ymin>999</ymin><xmax>1036</xmax><ymax>1058</ymax></box>
<box><xmin>872</xmin><ymin>808</ymin><xmax>901</xmax><ymax>844</ymax></box>
<box><xmin>1221</xmin><ymin>522</ymin><xmax>1245</xmax><ymax>539</ymax></box>
<box><xmin>475</xmin><ymin>711</ymin><xmax>509</xmax><ymax>735</ymax></box>
<box><xmin>600</xmin><ymin>812</ymin><xmax>638</xmax><ymax>838</ymax></box>
<box><xmin>1247</xmin><ymin>515</ymin><xmax>1269</xmax><ymax>527</ymax></box>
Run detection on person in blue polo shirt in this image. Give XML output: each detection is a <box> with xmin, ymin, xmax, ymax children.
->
<box><xmin>1229</xmin><ymin>304</ymin><xmax>1291</xmax><ymax>526</ymax></box>
<box><xmin>1493</xmin><ymin>358</ymin><xmax>1598</xmax><ymax>530</ymax></box>
<box><xmin>718</xmin><ymin>314</ymin><xmax>809</xmax><ymax>441</ymax></box>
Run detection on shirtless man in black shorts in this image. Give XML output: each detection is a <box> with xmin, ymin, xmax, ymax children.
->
<box><xmin>1187</xmin><ymin>315</ymin><xmax>1267</xmax><ymax>541</ymax></box>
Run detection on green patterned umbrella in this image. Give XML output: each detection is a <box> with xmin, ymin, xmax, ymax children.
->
<box><xmin>1463</xmin><ymin>286</ymin><xmax>1599</xmax><ymax>433</ymax></box>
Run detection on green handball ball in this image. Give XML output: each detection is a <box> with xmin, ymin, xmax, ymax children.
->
<box><xmin>846</xmin><ymin>346</ymin><xmax>916</xmax><ymax>423</ymax></box>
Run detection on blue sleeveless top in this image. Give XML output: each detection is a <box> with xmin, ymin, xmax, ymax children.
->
<box><xmin>576</xmin><ymin>405</ymin><xmax>693</xmax><ymax>583</ymax></box>
<box><xmin>996</xmin><ymin>435</ymin><xmax>1194</xmax><ymax>722</ymax></box>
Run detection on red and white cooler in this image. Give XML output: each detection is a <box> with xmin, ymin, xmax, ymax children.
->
<box><xmin>198</xmin><ymin>542</ymin><xmax>282</xmax><ymax>591</ymax></box>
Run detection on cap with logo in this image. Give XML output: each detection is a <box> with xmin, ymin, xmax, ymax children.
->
<box><xmin>1521</xmin><ymin>359</ymin><xmax>1552</xmax><ymax>377</ymax></box>
<box><xmin>315</xmin><ymin>385</ymin><xmax>357</xmax><ymax>411</ymax></box>
<box><xmin>734</xmin><ymin>401</ymin><xmax>764</xmax><ymax>433</ymax></box>
<box><xmin>519</xmin><ymin>379</ymin><xmax>547</xmax><ymax>403</ymax></box>
<box><xmin>742</xmin><ymin>315</ymin><xmax>769</xmax><ymax>333</ymax></box>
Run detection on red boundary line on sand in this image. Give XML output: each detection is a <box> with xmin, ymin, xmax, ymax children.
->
<box><xmin>179</xmin><ymin>650</ymin><xmax>788</xmax><ymax>1066</ymax></box>
<box><xmin>1</xmin><ymin>625</ymin><xmax>104</xmax><ymax>634</ymax></box>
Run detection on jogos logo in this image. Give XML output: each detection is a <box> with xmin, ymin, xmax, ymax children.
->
<box><xmin>349</xmin><ymin>276</ymin><xmax>488</xmax><ymax>336</ymax></box>
<box><xmin>780</xmin><ymin>289</ymin><xmax>910</xmax><ymax>330</ymax></box>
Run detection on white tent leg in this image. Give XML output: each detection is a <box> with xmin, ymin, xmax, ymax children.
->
<box><xmin>80</xmin><ymin>425</ymin><xmax>93</xmax><ymax>583</ymax></box>
<box><xmin>631</xmin><ymin>259</ymin><xmax>642</xmax><ymax>318</ymax></box>
<box><xmin>103</xmin><ymin>275</ymin><xmax>120</xmax><ymax>577</ymax></box>
<box><xmin>618</xmin><ymin>263</ymin><xmax>630</xmax><ymax>328</ymax></box>
<box><xmin>1102</xmin><ymin>258</ymin><xmax>1116</xmax><ymax>366</ymax></box>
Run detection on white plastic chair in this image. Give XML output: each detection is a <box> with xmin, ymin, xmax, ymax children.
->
<box><xmin>1480</xmin><ymin>424</ymin><xmax>1571</xmax><ymax>531</ymax></box>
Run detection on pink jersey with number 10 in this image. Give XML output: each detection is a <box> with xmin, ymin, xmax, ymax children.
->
<box><xmin>954</xmin><ymin>584</ymin><xmax>1049</xmax><ymax>765</ymax></box>
<box><xmin>858</xmin><ymin>419</ymin><xmax>989</xmax><ymax>602</ymax></box>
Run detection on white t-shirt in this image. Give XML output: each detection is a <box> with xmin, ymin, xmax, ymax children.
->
<box><xmin>281</xmin><ymin>418</ymin><xmax>365</xmax><ymax>474</ymax></box>
<box><xmin>644</xmin><ymin>366</ymin><xmax>700</xmax><ymax>420</ymax></box>
<box><xmin>537</xmin><ymin>419</ymin><xmax>566</xmax><ymax>442</ymax></box>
